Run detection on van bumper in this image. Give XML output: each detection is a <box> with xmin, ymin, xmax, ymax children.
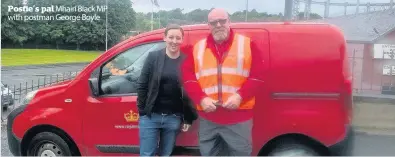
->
<box><xmin>328</xmin><ymin>126</ymin><xmax>355</xmax><ymax>156</ymax></box>
<box><xmin>7</xmin><ymin>105</ymin><xmax>27</xmax><ymax>156</ymax></box>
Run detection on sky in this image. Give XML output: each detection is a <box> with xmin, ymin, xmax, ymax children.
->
<box><xmin>131</xmin><ymin>0</ymin><xmax>392</xmax><ymax>17</ymax></box>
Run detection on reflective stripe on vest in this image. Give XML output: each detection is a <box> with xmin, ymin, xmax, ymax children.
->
<box><xmin>195</xmin><ymin>67</ymin><xmax>250</xmax><ymax>79</ymax></box>
<box><xmin>192</xmin><ymin>33</ymin><xmax>255</xmax><ymax>111</ymax></box>
<box><xmin>203</xmin><ymin>85</ymin><xmax>239</xmax><ymax>95</ymax></box>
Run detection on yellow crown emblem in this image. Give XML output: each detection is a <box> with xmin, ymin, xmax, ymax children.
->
<box><xmin>124</xmin><ymin>110</ymin><xmax>139</xmax><ymax>122</ymax></box>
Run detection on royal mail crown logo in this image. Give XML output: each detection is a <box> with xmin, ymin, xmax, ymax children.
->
<box><xmin>124</xmin><ymin>110</ymin><xmax>139</xmax><ymax>122</ymax></box>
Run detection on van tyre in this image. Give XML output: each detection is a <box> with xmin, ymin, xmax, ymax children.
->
<box><xmin>27</xmin><ymin>132</ymin><xmax>72</xmax><ymax>156</ymax></box>
<box><xmin>267</xmin><ymin>139</ymin><xmax>323</xmax><ymax>156</ymax></box>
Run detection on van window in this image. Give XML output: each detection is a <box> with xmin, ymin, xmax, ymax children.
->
<box><xmin>100</xmin><ymin>42</ymin><xmax>166</xmax><ymax>95</ymax></box>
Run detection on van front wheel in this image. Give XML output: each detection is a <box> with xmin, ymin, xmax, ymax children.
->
<box><xmin>27</xmin><ymin>132</ymin><xmax>72</xmax><ymax>156</ymax></box>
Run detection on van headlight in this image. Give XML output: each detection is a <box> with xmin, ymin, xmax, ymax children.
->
<box><xmin>22</xmin><ymin>90</ymin><xmax>38</xmax><ymax>105</ymax></box>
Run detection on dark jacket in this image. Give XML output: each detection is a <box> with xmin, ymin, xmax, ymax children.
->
<box><xmin>136</xmin><ymin>48</ymin><xmax>198</xmax><ymax>124</ymax></box>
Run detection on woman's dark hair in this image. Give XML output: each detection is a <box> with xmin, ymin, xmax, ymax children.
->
<box><xmin>164</xmin><ymin>24</ymin><xmax>184</xmax><ymax>37</ymax></box>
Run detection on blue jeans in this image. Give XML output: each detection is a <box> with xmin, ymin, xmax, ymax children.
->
<box><xmin>139</xmin><ymin>113</ymin><xmax>182</xmax><ymax>156</ymax></box>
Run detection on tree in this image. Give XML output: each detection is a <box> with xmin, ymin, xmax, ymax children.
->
<box><xmin>1</xmin><ymin>0</ymin><xmax>33</xmax><ymax>46</ymax></box>
<box><xmin>2</xmin><ymin>0</ymin><xmax>136</xmax><ymax>50</ymax></box>
<box><xmin>185</xmin><ymin>9</ymin><xmax>210</xmax><ymax>23</ymax></box>
<box><xmin>298</xmin><ymin>12</ymin><xmax>322</xmax><ymax>20</ymax></box>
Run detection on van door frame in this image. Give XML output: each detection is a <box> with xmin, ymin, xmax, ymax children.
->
<box><xmin>82</xmin><ymin>35</ymin><xmax>168</xmax><ymax>155</ymax></box>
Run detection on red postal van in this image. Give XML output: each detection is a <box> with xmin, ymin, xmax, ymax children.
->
<box><xmin>7</xmin><ymin>22</ymin><xmax>354</xmax><ymax>156</ymax></box>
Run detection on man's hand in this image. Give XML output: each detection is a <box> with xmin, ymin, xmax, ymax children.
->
<box><xmin>200</xmin><ymin>97</ymin><xmax>217</xmax><ymax>113</ymax></box>
<box><xmin>181</xmin><ymin>124</ymin><xmax>191</xmax><ymax>132</ymax></box>
<box><xmin>222</xmin><ymin>93</ymin><xmax>242</xmax><ymax>110</ymax></box>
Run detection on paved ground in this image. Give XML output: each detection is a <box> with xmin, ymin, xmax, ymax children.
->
<box><xmin>353</xmin><ymin>102</ymin><xmax>395</xmax><ymax>135</ymax></box>
<box><xmin>351</xmin><ymin>133</ymin><xmax>395</xmax><ymax>156</ymax></box>
<box><xmin>1</xmin><ymin>63</ymin><xmax>89</xmax><ymax>87</ymax></box>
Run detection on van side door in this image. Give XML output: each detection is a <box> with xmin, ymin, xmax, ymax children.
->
<box><xmin>231</xmin><ymin>28</ymin><xmax>271</xmax><ymax>155</ymax></box>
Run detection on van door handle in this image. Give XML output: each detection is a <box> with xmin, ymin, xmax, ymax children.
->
<box><xmin>65</xmin><ymin>99</ymin><xmax>72</xmax><ymax>103</ymax></box>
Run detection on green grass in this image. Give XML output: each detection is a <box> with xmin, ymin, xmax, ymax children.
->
<box><xmin>1</xmin><ymin>49</ymin><xmax>102</xmax><ymax>66</ymax></box>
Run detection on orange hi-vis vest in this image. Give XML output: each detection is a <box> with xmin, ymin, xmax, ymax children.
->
<box><xmin>193</xmin><ymin>33</ymin><xmax>255</xmax><ymax>111</ymax></box>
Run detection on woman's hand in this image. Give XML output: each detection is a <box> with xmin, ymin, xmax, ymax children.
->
<box><xmin>181</xmin><ymin>124</ymin><xmax>191</xmax><ymax>132</ymax></box>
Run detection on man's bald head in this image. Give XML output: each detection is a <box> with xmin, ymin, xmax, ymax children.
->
<box><xmin>207</xmin><ymin>8</ymin><xmax>231</xmax><ymax>44</ymax></box>
<box><xmin>208</xmin><ymin>8</ymin><xmax>229</xmax><ymax>22</ymax></box>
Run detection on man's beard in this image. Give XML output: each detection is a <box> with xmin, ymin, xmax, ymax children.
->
<box><xmin>212</xmin><ymin>29</ymin><xmax>228</xmax><ymax>43</ymax></box>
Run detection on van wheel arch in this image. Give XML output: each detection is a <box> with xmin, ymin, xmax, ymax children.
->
<box><xmin>20</xmin><ymin>125</ymin><xmax>81</xmax><ymax>156</ymax></box>
<box><xmin>258</xmin><ymin>133</ymin><xmax>330</xmax><ymax>156</ymax></box>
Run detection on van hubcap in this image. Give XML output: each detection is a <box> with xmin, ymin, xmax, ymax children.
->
<box><xmin>270</xmin><ymin>149</ymin><xmax>316</xmax><ymax>156</ymax></box>
<box><xmin>37</xmin><ymin>143</ymin><xmax>62</xmax><ymax>157</ymax></box>
<box><xmin>41</xmin><ymin>150</ymin><xmax>57</xmax><ymax>157</ymax></box>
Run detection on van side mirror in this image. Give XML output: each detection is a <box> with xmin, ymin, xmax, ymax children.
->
<box><xmin>89</xmin><ymin>78</ymin><xmax>99</xmax><ymax>96</ymax></box>
<box><xmin>4</xmin><ymin>84</ymin><xmax>8</xmax><ymax>88</ymax></box>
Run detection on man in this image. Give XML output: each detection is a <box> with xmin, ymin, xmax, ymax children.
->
<box><xmin>181</xmin><ymin>8</ymin><xmax>265</xmax><ymax>156</ymax></box>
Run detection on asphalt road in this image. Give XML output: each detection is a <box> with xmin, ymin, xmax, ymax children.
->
<box><xmin>1</xmin><ymin>63</ymin><xmax>89</xmax><ymax>87</ymax></box>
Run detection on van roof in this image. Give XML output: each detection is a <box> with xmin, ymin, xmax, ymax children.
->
<box><xmin>127</xmin><ymin>22</ymin><xmax>334</xmax><ymax>40</ymax></box>
<box><xmin>140</xmin><ymin>22</ymin><xmax>332</xmax><ymax>33</ymax></box>
<box><xmin>112</xmin><ymin>22</ymin><xmax>339</xmax><ymax>53</ymax></box>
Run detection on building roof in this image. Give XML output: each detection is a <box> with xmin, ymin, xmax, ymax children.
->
<box><xmin>307</xmin><ymin>9</ymin><xmax>395</xmax><ymax>43</ymax></box>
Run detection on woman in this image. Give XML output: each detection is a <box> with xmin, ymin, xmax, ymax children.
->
<box><xmin>136</xmin><ymin>24</ymin><xmax>197</xmax><ymax>156</ymax></box>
